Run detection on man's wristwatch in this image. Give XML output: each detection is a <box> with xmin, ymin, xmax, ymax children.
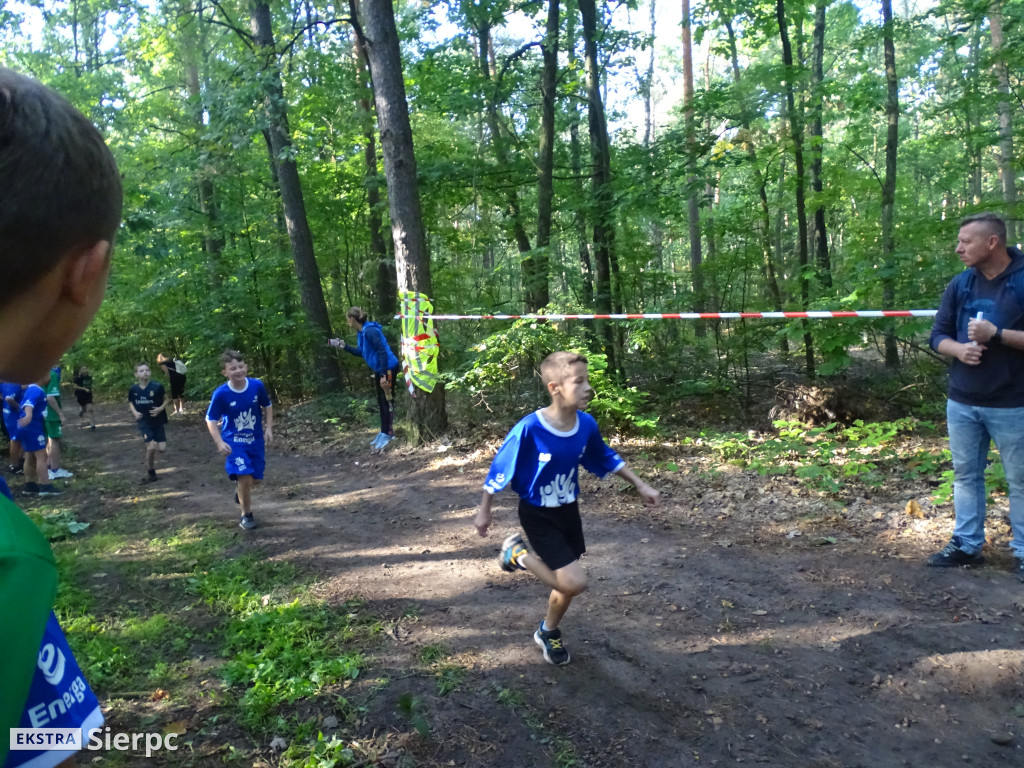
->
<box><xmin>993</xmin><ymin>327</ymin><xmax>1003</xmax><ymax>342</ymax></box>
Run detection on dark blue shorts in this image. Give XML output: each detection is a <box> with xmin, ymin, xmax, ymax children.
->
<box><xmin>137</xmin><ymin>422</ymin><xmax>167</xmax><ymax>444</ymax></box>
<box><xmin>17</xmin><ymin>428</ymin><xmax>47</xmax><ymax>452</ymax></box>
<box><xmin>226</xmin><ymin>442</ymin><xmax>265</xmax><ymax>480</ymax></box>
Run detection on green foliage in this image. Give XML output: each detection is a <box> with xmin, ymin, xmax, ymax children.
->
<box><xmin>449</xmin><ymin>318</ymin><xmax>657</xmax><ymax>434</ymax></box>
<box><xmin>688</xmin><ymin>418</ymin><xmax>939</xmax><ymax>494</ymax></box>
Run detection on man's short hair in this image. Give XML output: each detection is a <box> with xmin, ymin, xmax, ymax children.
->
<box><xmin>540</xmin><ymin>351</ymin><xmax>588</xmax><ymax>386</ymax></box>
<box><xmin>960</xmin><ymin>212</ymin><xmax>1007</xmax><ymax>245</ymax></box>
<box><xmin>0</xmin><ymin>68</ymin><xmax>122</xmax><ymax>304</ymax></box>
<box><xmin>220</xmin><ymin>349</ymin><xmax>245</xmax><ymax>366</ymax></box>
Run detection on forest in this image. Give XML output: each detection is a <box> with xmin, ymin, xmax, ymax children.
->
<box><xmin>2</xmin><ymin>0</ymin><xmax>1021</xmax><ymax>431</ymax></box>
<box><xmin>6</xmin><ymin>2</ymin><xmax>1024</xmax><ymax>766</ymax></box>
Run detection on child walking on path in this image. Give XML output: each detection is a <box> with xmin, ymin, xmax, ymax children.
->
<box><xmin>128</xmin><ymin>362</ymin><xmax>168</xmax><ymax>482</ymax></box>
<box><xmin>329</xmin><ymin>306</ymin><xmax>400</xmax><ymax>450</ymax></box>
<box><xmin>205</xmin><ymin>350</ymin><xmax>273</xmax><ymax>530</ymax></box>
<box><xmin>474</xmin><ymin>351</ymin><xmax>659</xmax><ymax>666</ymax></box>
<box><xmin>74</xmin><ymin>363</ymin><xmax>95</xmax><ymax>429</ymax></box>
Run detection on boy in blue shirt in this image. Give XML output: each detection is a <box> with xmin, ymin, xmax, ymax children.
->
<box><xmin>2</xmin><ymin>381</ymin><xmax>24</xmax><ymax>474</ymax></box>
<box><xmin>17</xmin><ymin>376</ymin><xmax>62</xmax><ymax>497</ymax></box>
<box><xmin>474</xmin><ymin>352</ymin><xmax>659</xmax><ymax>665</ymax></box>
<box><xmin>206</xmin><ymin>350</ymin><xmax>274</xmax><ymax>530</ymax></box>
<box><xmin>0</xmin><ymin>66</ymin><xmax>121</xmax><ymax>766</ymax></box>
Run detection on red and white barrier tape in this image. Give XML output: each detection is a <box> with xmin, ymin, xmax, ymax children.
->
<box><xmin>396</xmin><ymin>310</ymin><xmax>937</xmax><ymax>321</ymax></box>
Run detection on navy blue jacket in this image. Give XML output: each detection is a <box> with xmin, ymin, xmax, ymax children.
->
<box><xmin>930</xmin><ymin>247</ymin><xmax>1024</xmax><ymax>407</ymax></box>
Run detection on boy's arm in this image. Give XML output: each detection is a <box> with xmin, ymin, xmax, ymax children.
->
<box><xmin>127</xmin><ymin>393</ymin><xmax>142</xmax><ymax>420</ymax></box>
<box><xmin>46</xmin><ymin>394</ymin><xmax>64</xmax><ymax>422</ymax></box>
<box><xmin>263</xmin><ymin>405</ymin><xmax>274</xmax><ymax>445</ymax></box>
<box><xmin>474</xmin><ymin>490</ymin><xmax>494</xmax><ymax>537</ymax></box>
<box><xmin>18</xmin><ymin>403</ymin><xmax>33</xmax><ymax>427</ymax></box>
<box><xmin>206</xmin><ymin>419</ymin><xmax>232</xmax><ymax>455</ymax></box>
<box><xmin>613</xmin><ymin>465</ymin><xmax>660</xmax><ymax>506</ymax></box>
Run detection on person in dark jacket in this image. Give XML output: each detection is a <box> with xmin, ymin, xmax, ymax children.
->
<box><xmin>928</xmin><ymin>212</ymin><xmax>1024</xmax><ymax>582</ymax></box>
<box><xmin>329</xmin><ymin>307</ymin><xmax>401</xmax><ymax>450</ymax></box>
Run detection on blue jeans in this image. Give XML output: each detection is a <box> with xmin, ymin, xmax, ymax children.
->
<box><xmin>946</xmin><ymin>399</ymin><xmax>1024</xmax><ymax>558</ymax></box>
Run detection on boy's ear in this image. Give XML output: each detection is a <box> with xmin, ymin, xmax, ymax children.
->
<box><xmin>63</xmin><ymin>240</ymin><xmax>111</xmax><ymax>306</ymax></box>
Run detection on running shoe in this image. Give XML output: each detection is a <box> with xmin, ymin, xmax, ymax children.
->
<box><xmin>239</xmin><ymin>514</ymin><xmax>258</xmax><ymax>530</ymax></box>
<box><xmin>534</xmin><ymin>623</ymin><xmax>570</xmax><ymax>666</ymax></box>
<box><xmin>500</xmin><ymin>533</ymin><xmax>528</xmax><ymax>572</ymax></box>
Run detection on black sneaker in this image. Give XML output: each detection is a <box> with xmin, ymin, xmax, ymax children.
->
<box><xmin>239</xmin><ymin>514</ymin><xmax>257</xmax><ymax>530</ymax></box>
<box><xmin>38</xmin><ymin>484</ymin><xmax>62</xmax><ymax>497</ymax></box>
<box><xmin>22</xmin><ymin>482</ymin><xmax>38</xmax><ymax>496</ymax></box>
<box><xmin>12</xmin><ymin>464</ymin><xmax>23</xmax><ymax>476</ymax></box>
<box><xmin>927</xmin><ymin>539</ymin><xmax>985</xmax><ymax>568</ymax></box>
<box><xmin>500</xmin><ymin>533</ymin><xmax>528</xmax><ymax>572</ymax></box>
<box><xmin>534</xmin><ymin>623</ymin><xmax>570</xmax><ymax>666</ymax></box>
<box><xmin>148</xmin><ymin>469</ymin><xmax>158</xmax><ymax>482</ymax></box>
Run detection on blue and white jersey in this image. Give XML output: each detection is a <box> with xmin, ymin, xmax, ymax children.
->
<box><xmin>19</xmin><ymin>385</ymin><xmax>48</xmax><ymax>427</ymax></box>
<box><xmin>484</xmin><ymin>410</ymin><xmax>624</xmax><ymax>508</ymax></box>
<box><xmin>1</xmin><ymin>382</ymin><xmax>23</xmax><ymax>417</ymax></box>
<box><xmin>206</xmin><ymin>378</ymin><xmax>271</xmax><ymax>446</ymax></box>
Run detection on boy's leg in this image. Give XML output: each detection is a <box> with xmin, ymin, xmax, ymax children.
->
<box><xmin>236</xmin><ymin>474</ymin><xmax>254</xmax><ymax>516</ymax></box>
<box><xmin>46</xmin><ymin>435</ymin><xmax>62</xmax><ymax>471</ymax></box>
<box><xmin>523</xmin><ymin>560</ymin><xmax>587</xmax><ymax>630</ymax></box>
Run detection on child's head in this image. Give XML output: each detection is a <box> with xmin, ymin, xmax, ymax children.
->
<box><xmin>156</xmin><ymin>353</ymin><xmax>168</xmax><ymax>364</ymax></box>
<box><xmin>134</xmin><ymin>363</ymin><xmax>151</xmax><ymax>382</ymax></box>
<box><xmin>76</xmin><ymin>364</ymin><xmax>88</xmax><ymax>376</ymax></box>
<box><xmin>0</xmin><ymin>69</ymin><xmax>122</xmax><ymax>383</ymax></box>
<box><xmin>220</xmin><ymin>350</ymin><xmax>248</xmax><ymax>382</ymax></box>
<box><xmin>346</xmin><ymin>307</ymin><xmax>368</xmax><ymax>328</ymax></box>
<box><xmin>540</xmin><ymin>352</ymin><xmax>593</xmax><ymax>408</ymax></box>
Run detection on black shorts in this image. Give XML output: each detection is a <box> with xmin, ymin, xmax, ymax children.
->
<box><xmin>137</xmin><ymin>422</ymin><xmax>167</xmax><ymax>444</ymax></box>
<box><xmin>168</xmin><ymin>371</ymin><xmax>186</xmax><ymax>399</ymax></box>
<box><xmin>75</xmin><ymin>391</ymin><xmax>93</xmax><ymax>406</ymax></box>
<box><xmin>518</xmin><ymin>498</ymin><xmax>585</xmax><ymax>571</ymax></box>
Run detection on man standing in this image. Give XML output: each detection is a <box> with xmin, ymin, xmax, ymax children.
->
<box><xmin>928</xmin><ymin>212</ymin><xmax>1024</xmax><ymax>582</ymax></box>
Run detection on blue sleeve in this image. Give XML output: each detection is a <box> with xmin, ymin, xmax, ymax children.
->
<box><xmin>580</xmin><ymin>418</ymin><xmax>625</xmax><ymax>479</ymax></box>
<box><xmin>930</xmin><ymin>275</ymin><xmax>961</xmax><ymax>351</ymax></box>
<box><xmin>258</xmin><ymin>380</ymin><xmax>272</xmax><ymax>408</ymax></box>
<box><xmin>205</xmin><ymin>389</ymin><xmax>223</xmax><ymax>421</ymax></box>
<box><xmin>342</xmin><ymin>343</ymin><xmax>362</xmax><ymax>360</ymax></box>
<box><xmin>484</xmin><ymin>426</ymin><xmax>522</xmax><ymax>495</ymax></box>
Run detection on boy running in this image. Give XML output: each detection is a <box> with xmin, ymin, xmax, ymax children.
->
<box><xmin>474</xmin><ymin>352</ymin><xmax>659</xmax><ymax>665</ymax></box>
<box><xmin>205</xmin><ymin>350</ymin><xmax>273</xmax><ymax>530</ymax></box>
<box><xmin>128</xmin><ymin>362</ymin><xmax>168</xmax><ymax>482</ymax></box>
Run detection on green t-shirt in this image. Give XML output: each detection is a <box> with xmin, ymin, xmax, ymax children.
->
<box><xmin>45</xmin><ymin>368</ymin><xmax>62</xmax><ymax>424</ymax></box>
<box><xmin>0</xmin><ymin>494</ymin><xmax>57</xmax><ymax>765</ymax></box>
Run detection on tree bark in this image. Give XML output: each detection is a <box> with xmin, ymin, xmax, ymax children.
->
<box><xmin>352</xmin><ymin>4</ymin><xmax>396</xmax><ymax>320</ymax></box>
<box><xmin>249</xmin><ymin>0</ymin><xmax>342</xmax><ymax>392</ymax></box>
<box><xmin>776</xmin><ymin>0</ymin><xmax>814</xmax><ymax>376</ymax></box>
<box><xmin>989</xmin><ymin>6</ymin><xmax>1016</xmax><ymax>243</ymax></box>
<box><xmin>881</xmin><ymin>0</ymin><xmax>899</xmax><ymax>367</ymax></box>
<box><xmin>533</xmin><ymin>0</ymin><xmax>558</xmax><ymax>311</ymax></box>
<box><xmin>579</xmin><ymin>0</ymin><xmax>618</xmax><ymax>374</ymax></box>
<box><xmin>682</xmin><ymin>0</ymin><xmax>705</xmax><ymax>337</ymax></box>
<box><xmin>809</xmin><ymin>2</ymin><xmax>830</xmax><ymax>288</ymax></box>
<box><xmin>356</xmin><ymin>0</ymin><xmax>447</xmax><ymax>438</ymax></box>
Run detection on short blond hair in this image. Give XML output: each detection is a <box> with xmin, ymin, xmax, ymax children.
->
<box><xmin>540</xmin><ymin>351</ymin><xmax>588</xmax><ymax>386</ymax></box>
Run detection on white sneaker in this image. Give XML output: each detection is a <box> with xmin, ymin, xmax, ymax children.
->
<box><xmin>375</xmin><ymin>435</ymin><xmax>395</xmax><ymax>451</ymax></box>
<box><xmin>370</xmin><ymin>433</ymin><xmax>386</xmax><ymax>449</ymax></box>
<box><xmin>49</xmin><ymin>468</ymin><xmax>74</xmax><ymax>479</ymax></box>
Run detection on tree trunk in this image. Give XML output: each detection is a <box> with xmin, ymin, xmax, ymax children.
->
<box><xmin>566</xmin><ymin>3</ymin><xmax>594</xmax><ymax>311</ymax></box>
<box><xmin>579</xmin><ymin>0</ymin><xmax>618</xmax><ymax>374</ymax></box>
<box><xmin>776</xmin><ymin>0</ymin><xmax>814</xmax><ymax>376</ymax></box>
<box><xmin>881</xmin><ymin>0</ymin><xmax>899</xmax><ymax>368</ymax></box>
<box><xmin>352</xmin><ymin>5</ymin><xmax>396</xmax><ymax>320</ymax></box>
<box><xmin>533</xmin><ymin>0</ymin><xmax>558</xmax><ymax>311</ymax></box>
<box><xmin>809</xmin><ymin>2</ymin><xmax>830</xmax><ymax>288</ymax></box>
<box><xmin>989</xmin><ymin>6</ymin><xmax>1017</xmax><ymax>243</ymax></box>
<box><xmin>356</xmin><ymin>0</ymin><xmax>447</xmax><ymax>438</ymax></box>
<box><xmin>682</xmin><ymin>0</ymin><xmax>705</xmax><ymax>337</ymax></box>
<box><xmin>249</xmin><ymin>1</ymin><xmax>342</xmax><ymax>392</ymax></box>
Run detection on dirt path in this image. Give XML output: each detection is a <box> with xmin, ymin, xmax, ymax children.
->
<box><xmin>69</xmin><ymin>403</ymin><xmax>1024</xmax><ymax>767</ymax></box>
